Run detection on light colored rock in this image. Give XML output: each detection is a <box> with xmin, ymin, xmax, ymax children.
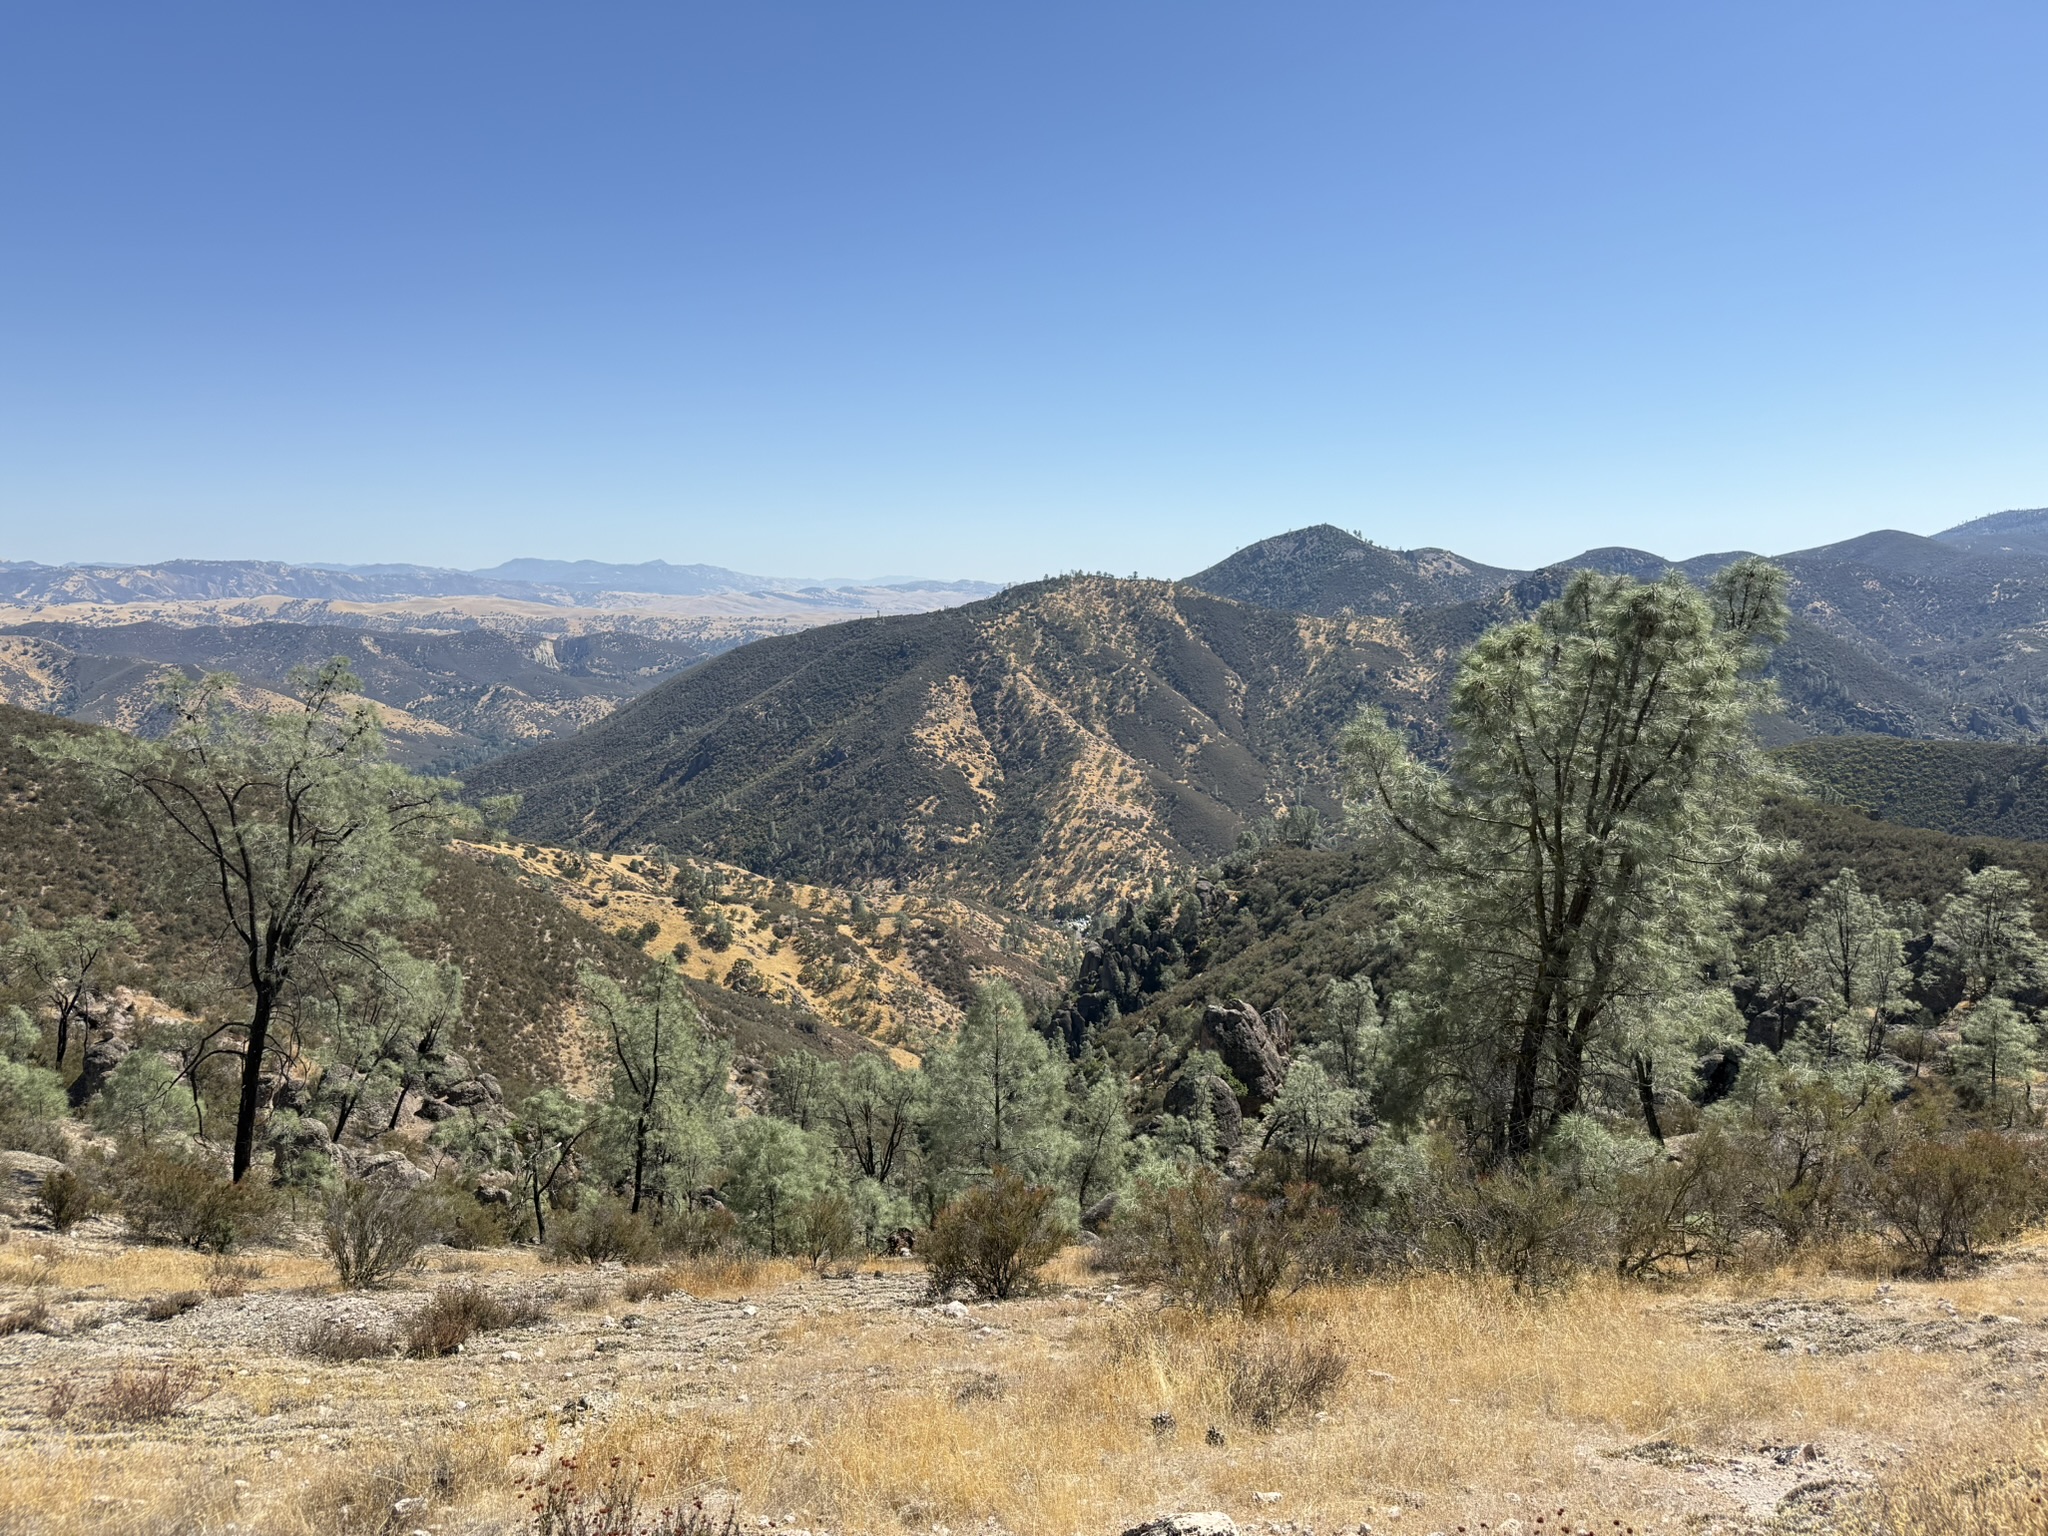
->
<box><xmin>0</xmin><ymin>1150</ymin><xmax>64</xmax><ymax>1199</ymax></box>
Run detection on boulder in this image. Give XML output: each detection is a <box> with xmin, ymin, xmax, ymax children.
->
<box><xmin>0</xmin><ymin>1150</ymin><xmax>66</xmax><ymax>1201</ymax></box>
<box><xmin>1079</xmin><ymin>1193</ymin><xmax>1119</xmax><ymax>1233</ymax></box>
<box><xmin>69</xmin><ymin>1031</ymin><xmax>134</xmax><ymax>1109</ymax></box>
<box><xmin>1198</xmin><ymin>999</ymin><xmax>1292</xmax><ymax>1104</ymax></box>
<box><xmin>1120</xmin><ymin>1515</ymin><xmax>1238</xmax><ymax>1536</ymax></box>
<box><xmin>343</xmin><ymin>1149</ymin><xmax>432</xmax><ymax>1188</ymax></box>
<box><xmin>438</xmin><ymin>1077</ymin><xmax>498</xmax><ymax>1110</ymax></box>
<box><xmin>1165</xmin><ymin>1071</ymin><xmax>1244</xmax><ymax>1147</ymax></box>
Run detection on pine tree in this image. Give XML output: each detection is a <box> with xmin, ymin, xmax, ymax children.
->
<box><xmin>1952</xmin><ymin>997</ymin><xmax>2039</xmax><ymax>1125</ymax></box>
<box><xmin>1936</xmin><ymin>866</ymin><xmax>2046</xmax><ymax>1004</ymax></box>
<box><xmin>1794</xmin><ymin>869</ymin><xmax>1913</xmax><ymax>1060</ymax></box>
<box><xmin>921</xmin><ymin>981</ymin><xmax>1074</xmax><ymax>1193</ymax></box>
<box><xmin>40</xmin><ymin>661</ymin><xmax>456</xmax><ymax>1179</ymax></box>
<box><xmin>1343</xmin><ymin>560</ymin><xmax>1788</xmax><ymax>1156</ymax></box>
<box><xmin>581</xmin><ymin>963</ymin><xmax>730</xmax><ymax>1213</ymax></box>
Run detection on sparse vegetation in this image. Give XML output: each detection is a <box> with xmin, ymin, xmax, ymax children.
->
<box><xmin>301</xmin><ymin>1313</ymin><xmax>397</xmax><ymax>1361</ymax></box>
<box><xmin>37</xmin><ymin>1166</ymin><xmax>94</xmax><ymax>1232</ymax></box>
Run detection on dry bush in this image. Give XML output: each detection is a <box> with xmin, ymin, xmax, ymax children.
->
<box><xmin>1107</xmin><ymin>1310</ymin><xmax>1348</xmax><ymax>1430</ymax></box>
<box><xmin>1108</xmin><ymin>1170</ymin><xmax>1336</xmax><ymax>1314</ymax></box>
<box><xmin>301</xmin><ymin>1314</ymin><xmax>398</xmax><ymax>1361</ymax></box>
<box><xmin>323</xmin><ymin>1177</ymin><xmax>433</xmax><ymax>1288</ymax></box>
<box><xmin>621</xmin><ymin>1267</ymin><xmax>685</xmax><ymax>1303</ymax></box>
<box><xmin>668</xmin><ymin>1248</ymin><xmax>779</xmax><ymax>1297</ymax></box>
<box><xmin>546</xmin><ymin>1197</ymin><xmax>658</xmax><ymax>1265</ymax></box>
<box><xmin>531</xmin><ymin>1461</ymin><xmax>741</xmax><ymax>1536</ymax></box>
<box><xmin>293</xmin><ymin>1420</ymin><xmax>526</xmax><ymax>1535</ymax></box>
<box><xmin>923</xmin><ymin>1167</ymin><xmax>1071</xmax><ymax>1300</ymax></box>
<box><xmin>140</xmin><ymin>1289</ymin><xmax>203</xmax><ymax>1321</ymax></box>
<box><xmin>1840</xmin><ymin>1416</ymin><xmax>2048</xmax><ymax>1535</ymax></box>
<box><xmin>36</xmin><ymin>1168</ymin><xmax>94</xmax><ymax>1233</ymax></box>
<box><xmin>1217</xmin><ymin>1332</ymin><xmax>1348</xmax><ymax>1427</ymax></box>
<box><xmin>112</xmin><ymin>1144</ymin><xmax>274</xmax><ymax>1252</ymax></box>
<box><xmin>561</xmin><ymin>1279</ymin><xmax>616</xmax><ymax>1311</ymax></box>
<box><xmin>1870</xmin><ymin>1131</ymin><xmax>2043</xmax><ymax>1276</ymax></box>
<box><xmin>0</xmin><ymin>1295</ymin><xmax>51</xmax><ymax>1335</ymax></box>
<box><xmin>81</xmin><ymin>1363</ymin><xmax>210</xmax><ymax>1424</ymax></box>
<box><xmin>406</xmin><ymin>1283</ymin><xmax>549</xmax><ymax>1357</ymax></box>
<box><xmin>206</xmin><ymin>1253</ymin><xmax>263</xmax><ymax>1297</ymax></box>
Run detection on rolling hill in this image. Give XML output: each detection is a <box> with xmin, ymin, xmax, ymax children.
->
<box><xmin>1773</xmin><ymin>735</ymin><xmax>2048</xmax><ymax>843</ymax></box>
<box><xmin>471</xmin><ymin>575</ymin><xmax>1466</xmax><ymax>910</ymax></box>
<box><xmin>0</xmin><ymin>703</ymin><xmax>881</xmax><ymax>1095</ymax></box>
<box><xmin>0</xmin><ymin>620</ymin><xmax>734</xmax><ymax>772</ymax></box>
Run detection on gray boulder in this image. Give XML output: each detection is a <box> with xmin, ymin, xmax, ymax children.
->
<box><xmin>1165</xmin><ymin>1070</ymin><xmax>1244</xmax><ymax>1147</ymax></box>
<box><xmin>0</xmin><ymin>1151</ymin><xmax>66</xmax><ymax>1202</ymax></box>
<box><xmin>1198</xmin><ymin>999</ymin><xmax>1293</xmax><ymax>1104</ymax></box>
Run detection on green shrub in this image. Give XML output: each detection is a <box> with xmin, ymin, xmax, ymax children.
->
<box><xmin>1607</xmin><ymin>1130</ymin><xmax>1748</xmax><ymax>1278</ymax></box>
<box><xmin>1412</xmin><ymin>1145</ymin><xmax>1610</xmax><ymax>1287</ymax></box>
<box><xmin>112</xmin><ymin>1145</ymin><xmax>273</xmax><ymax>1253</ymax></box>
<box><xmin>922</xmin><ymin>1166</ymin><xmax>1071</xmax><ymax>1301</ymax></box>
<box><xmin>794</xmin><ymin>1189</ymin><xmax>861</xmax><ymax>1271</ymax></box>
<box><xmin>1109</xmin><ymin>1169</ymin><xmax>1336</xmax><ymax>1315</ymax></box>
<box><xmin>0</xmin><ymin>1058</ymin><xmax>67</xmax><ymax>1156</ymax></box>
<box><xmin>322</xmin><ymin>1178</ymin><xmax>433</xmax><ymax>1288</ymax></box>
<box><xmin>653</xmin><ymin>1201</ymin><xmax>740</xmax><ymax>1258</ymax></box>
<box><xmin>414</xmin><ymin>1174</ymin><xmax>515</xmax><ymax>1250</ymax></box>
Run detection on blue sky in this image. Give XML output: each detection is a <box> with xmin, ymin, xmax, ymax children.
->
<box><xmin>2</xmin><ymin>3</ymin><xmax>2043</xmax><ymax>580</ymax></box>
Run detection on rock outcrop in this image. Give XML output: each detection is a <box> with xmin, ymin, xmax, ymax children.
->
<box><xmin>1197</xmin><ymin>998</ymin><xmax>1292</xmax><ymax>1105</ymax></box>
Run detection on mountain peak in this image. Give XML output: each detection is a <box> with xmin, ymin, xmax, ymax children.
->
<box><xmin>1184</xmin><ymin>524</ymin><xmax>1517</xmax><ymax>617</ymax></box>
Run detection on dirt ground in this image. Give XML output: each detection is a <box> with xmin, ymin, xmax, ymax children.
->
<box><xmin>3</xmin><ymin>1219</ymin><xmax>2046</xmax><ymax>1536</ymax></box>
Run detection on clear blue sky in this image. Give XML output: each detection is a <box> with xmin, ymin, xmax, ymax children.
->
<box><xmin>2</xmin><ymin>3</ymin><xmax>2043</xmax><ymax>579</ymax></box>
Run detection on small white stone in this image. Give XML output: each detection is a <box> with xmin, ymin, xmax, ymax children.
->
<box><xmin>742</xmin><ymin>1304</ymin><xmax>759</xmax><ymax>1317</ymax></box>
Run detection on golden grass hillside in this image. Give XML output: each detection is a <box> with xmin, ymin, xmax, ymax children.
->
<box><xmin>489</xmin><ymin>842</ymin><xmax>1076</xmax><ymax>1057</ymax></box>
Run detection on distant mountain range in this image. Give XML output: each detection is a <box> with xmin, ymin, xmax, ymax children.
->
<box><xmin>470</xmin><ymin>507</ymin><xmax>2048</xmax><ymax>905</ymax></box>
<box><xmin>1191</xmin><ymin>509</ymin><xmax>2048</xmax><ymax>740</ymax></box>
<box><xmin>0</xmin><ymin>557</ymin><xmax>1000</xmax><ymax>608</ymax></box>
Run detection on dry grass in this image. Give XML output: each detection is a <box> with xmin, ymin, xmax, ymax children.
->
<box><xmin>3</xmin><ymin>1239</ymin><xmax>2045</xmax><ymax>1536</ymax></box>
<box><xmin>0</xmin><ymin>1234</ymin><xmax>330</xmax><ymax>1298</ymax></box>
<box><xmin>1840</xmin><ymin>1414</ymin><xmax>2048</xmax><ymax>1534</ymax></box>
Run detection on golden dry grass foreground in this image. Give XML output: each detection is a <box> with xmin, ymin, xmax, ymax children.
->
<box><xmin>4</xmin><ymin>1230</ymin><xmax>2048</xmax><ymax>1536</ymax></box>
